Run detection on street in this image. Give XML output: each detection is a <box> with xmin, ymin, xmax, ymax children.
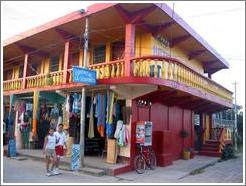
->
<box><xmin>2</xmin><ymin>154</ymin><xmax>243</xmax><ymax>183</ymax></box>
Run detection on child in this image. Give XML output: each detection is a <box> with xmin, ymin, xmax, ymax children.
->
<box><xmin>43</xmin><ymin>127</ymin><xmax>57</xmax><ymax>176</ymax></box>
<box><xmin>54</xmin><ymin>124</ymin><xmax>67</xmax><ymax>174</ymax></box>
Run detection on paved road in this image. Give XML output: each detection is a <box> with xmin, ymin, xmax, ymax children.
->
<box><xmin>177</xmin><ymin>154</ymin><xmax>244</xmax><ymax>183</ymax></box>
<box><xmin>2</xmin><ymin>154</ymin><xmax>243</xmax><ymax>183</ymax></box>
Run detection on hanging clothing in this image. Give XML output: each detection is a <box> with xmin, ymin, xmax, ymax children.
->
<box><xmin>40</xmin><ymin>103</ymin><xmax>47</xmax><ymax>121</ymax></box>
<box><xmin>88</xmin><ymin>95</ymin><xmax>95</xmax><ymax>139</ymax></box>
<box><xmin>69</xmin><ymin>94</ymin><xmax>74</xmax><ymax>112</ymax></box>
<box><xmin>115</xmin><ymin>122</ymin><xmax>129</xmax><ymax>147</ymax></box>
<box><xmin>114</xmin><ymin>120</ymin><xmax>123</xmax><ymax>139</ymax></box>
<box><xmin>65</xmin><ymin>95</ymin><xmax>70</xmax><ymax>112</ymax></box>
<box><xmin>50</xmin><ymin>104</ymin><xmax>59</xmax><ymax>119</ymax></box>
<box><xmin>72</xmin><ymin>93</ymin><xmax>81</xmax><ymax>113</ymax></box>
<box><xmin>97</xmin><ymin>94</ymin><xmax>107</xmax><ymax>137</ymax></box>
<box><xmin>108</xmin><ymin>92</ymin><xmax>115</xmax><ymax>124</ymax></box>
<box><xmin>69</xmin><ymin>114</ymin><xmax>77</xmax><ymax>138</ymax></box>
<box><xmin>19</xmin><ymin>102</ymin><xmax>26</xmax><ymax>114</ymax></box>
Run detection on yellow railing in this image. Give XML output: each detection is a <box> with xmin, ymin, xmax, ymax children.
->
<box><xmin>90</xmin><ymin>60</ymin><xmax>125</xmax><ymax>79</ymax></box>
<box><xmin>26</xmin><ymin>71</ymin><xmax>64</xmax><ymax>89</ymax></box>
<box><xmin>131</xmin><ymin>56</ymin><xmax>233</xmax><ymax>101</ymax></box>
<box><xmin>224</xmin><ymin>128</ymin><xmax>232</xmax><ymax>140</ymax></box>
<box><xmin>67</xmin><ymin>60</ymin><xmax>125</xmax><ymax>82</ymax></box>
<box><xmin>3</xmin><ymin>78</ymin><xmax>23</xmax><ymax>91</ymax></box>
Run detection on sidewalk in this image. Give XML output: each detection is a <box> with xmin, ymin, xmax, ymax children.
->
<box><xmin>17</xmin><ymin>149</ymin><xmax>130</xmax><ymax>176</ymax></box>
<box><xmin>116</xmin><ymin>155</ymin><xmax>219</xmax><ymax>182</ymax></box>
<box><xmin>16</xmin><ymin>149</ymin><xmax>219</xmax><ymax>181</ymax></box>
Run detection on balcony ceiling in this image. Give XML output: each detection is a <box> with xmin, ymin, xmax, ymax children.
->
<box><xmin>3</xmin><ymin>3</ymin><xmax>228</xmax><ymax>74</ymax></box>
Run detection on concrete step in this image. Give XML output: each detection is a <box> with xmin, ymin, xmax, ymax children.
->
<box><xmin>201</xmin><ymin>146</ymin><xmax>220</xmax><ymax>152</ymax></box>
<box><xmin>203</xmin><ymin>143</ymin><xmax>220</xmax><ymax>148</ymax></box>
<box><xmin>199</xmin><ymin>150</ymin><xmax>221</xmax><ymax>157</ymax></box>
<box><xmin>79</xmin><ymin>167</ymin><xmax>105</xmax><ymax>177</ymax></box>
<box><xmin>206</xmin><ymin>140</ymin><xmax>220</xmax><ymax>144</ymax></box>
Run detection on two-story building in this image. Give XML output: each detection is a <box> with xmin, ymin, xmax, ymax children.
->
<box><xmin>3</xmin><ymin>3</ymin><xmax>233</xmax><ymax>174</ymax></box>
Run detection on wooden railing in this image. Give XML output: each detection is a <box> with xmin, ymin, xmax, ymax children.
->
<box><xmin>3</xmin><ymin>56</ymin><xmax>233</xmax><ymax>102</ymax></box>
<box><xmin>89</xmin><ymin>60</ymin><xmax>125</xmax><ymax>79</ymax></box>
<box><xmin>3</xmin><ymin>78</ymin><xmax>23</xmax><ymax>91</ymax></box>
<box><xmin>67</xmin><ymin>60</ymin><xmax>125</xmax><ymax>82</ymax></box>
<box><xmin>131</xmin><ymin>56</ymin><xmax>233</xmax><ymax>101</ymax></box>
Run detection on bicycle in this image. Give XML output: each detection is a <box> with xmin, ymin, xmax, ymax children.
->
<box><xmin>134</xmin><ymin>145</ymin><xmax>156</xmax><ymax>174</ymax></box>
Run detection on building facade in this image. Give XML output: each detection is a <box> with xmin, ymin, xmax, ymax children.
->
<box><xmin>3</xmin><ymin>3</ymin><xmax>233</xmax><ymax>174</ymax></box>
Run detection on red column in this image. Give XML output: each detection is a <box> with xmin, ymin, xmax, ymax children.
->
<box><xmin>63</xmin><ymin>41</ymin><xmax>70</xmax><ymax>83</ymax></box>
<box><xmin>124</xmin><ymin>24</ymin><xmax>135</xmax><ymax>77</ymax></box>
<box><xmin>209</xmin><ymin>113</ymin><xmax>213</xmax><ymax>139</ymax></box>
<box><xmin>22</xmin><ymin>54</ymin><xmax>28</xmax><ymax>89</ymax></box>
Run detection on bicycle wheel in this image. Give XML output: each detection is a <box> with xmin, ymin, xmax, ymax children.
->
<box><xmin>149</xmin><ymin>151</ymin><xmax>157</xmax><ymax>170</ymax></box>
<box><xmin>134</xmin><ymin>155</ymin><xmax>146</xmax><ymax>174</ymax></box>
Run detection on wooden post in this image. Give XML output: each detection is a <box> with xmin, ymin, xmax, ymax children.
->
<box><xmin>32</xmin><ymin>90</ymin><xmax>39</xmax><ymax>136</ymax></box>
<box><xmin>79</xmin><ymin>49</ymin><xmax>83</xmax><ymax>67</ymax></box>
<box><xmin>106</xmin><ymin>42</ymin><xmax>111</xmax><ymax>62</ymax></box>
<box><xmin>22</xmin><ymin>54</ymin><xmax>28</xmax><ymax>89</ymax></box>
<box><xmin>63</xmin><ymin>41</ymin><xmax>70</xmax><ymax>83</ymax></box>
<box><xmin>124</xmin><ymin>24</ymin><xmax>135</xmax><ymax>77</ymax></box>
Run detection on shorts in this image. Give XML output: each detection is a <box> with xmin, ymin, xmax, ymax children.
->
<box><xmin>55</xmin><ymin>145</ymin><xmax>64</xmax><ymax>157</ymax></box>
<box><xmin>45</xmin><ymin>149</ymin><xmax>55</xmax><ymax>158</ymax></box>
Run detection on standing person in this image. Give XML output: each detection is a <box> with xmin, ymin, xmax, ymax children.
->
<box><xmin>43</xmin><ymin>128</ymin><xmax>57</xmax><ymax>176</ymax></box>
<box><xmin>54</xmin><ymin>124</ymin><xmax>67</xmax><ymax>174</ymax></box>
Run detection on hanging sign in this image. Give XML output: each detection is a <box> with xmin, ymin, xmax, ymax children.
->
<box><xmin>72</xmin><ymin>66</ymin><xmax>97</xmax><ymax>85</ymax></box>
<box><xmin>71</xmin><ymin>144</ymin><xmax>80</xmax><ymax>170</ymax></box>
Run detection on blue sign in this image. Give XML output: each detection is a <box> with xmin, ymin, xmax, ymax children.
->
<box><xmin>8</xmin><ymin>139</ymin><xmax>16</xmax><ymax>157</ymax></box>
<box><xmin>72</xmin><ymin>66</ymin><xmax>97</xmax><ymax>85</ymax></box>
<box><xmin>71</xmin><ymin>144</ymin><xmax>80</xmax><ymax>170</ymax></box>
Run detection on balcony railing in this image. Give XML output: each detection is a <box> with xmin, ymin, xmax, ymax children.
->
<box><xmin>67</xmin><ymin>60</ymin><xmax>125</xmax><ymax>82</ymax></box>
<box><xmin>3</xmin><ymin>78</ymin><xmax>23</xmax><ymax>91</ymax></box>
<box><xmin>3</xmin><ymin>56</ymin><xmax>233</xmax><ymax>104</ymax></box>
<box><xmin>89</xmin><ymin>60</ymin><xmax>125</xmax><ymax>79</ymax></box>
<box><xmin>131</xmin><ymin>56</ymin><xmax>232</xmax><ymax>101</ymax></box>
<box><xmin>26</xmin><ymin>71</ymin><xmax>64</xmax><ymax>88</ymax></box>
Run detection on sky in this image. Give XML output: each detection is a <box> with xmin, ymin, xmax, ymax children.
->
<box><xmin>1</xmin><ymin>1</ymin><xmax>245</xmax><ymax>108</ymax></box>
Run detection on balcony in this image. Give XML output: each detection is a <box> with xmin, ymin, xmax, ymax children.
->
<box><xmin>3</xmin><ymin>56</ymin><xmax>232</xmax><ymax>109</ymax></box>
<box><xmin>130</xmin><ymin>56</ymin><xmax>232</xmax><ymax>102</ymax></box>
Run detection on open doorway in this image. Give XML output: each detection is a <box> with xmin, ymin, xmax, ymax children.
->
<box><xmin>194</xmin><ymin>113</ymin><xmax>203</xmax><ymax>151</ymax></box>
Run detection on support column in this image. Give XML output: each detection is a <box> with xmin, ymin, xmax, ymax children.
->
<box><xmin>79</xmin><ymin>49</ymin><xmax>83</xmax><ymax>67</ymax></box>
<box><xmin>106</xmin><ymin>42</ymin><xmax>111</xmax><ymax>62</ymax></box>
<box><xmin>63</xmin><ymin>41</ymin><xmax>70</xmax><ymax>83</ymax></box>
<box><xmin>124</xmin><ymin>24</ymin><xmax>135</xmax><ymax>77</ymax></box>
<box><xmin>22</xmin><ymin>54</ymin><xmax>28</xmax><ymax>89</ymax></box>
<box><xmin>32</xmin><ymin>90</ymin><xmax>39</xmax><ymax>137</ymax></box>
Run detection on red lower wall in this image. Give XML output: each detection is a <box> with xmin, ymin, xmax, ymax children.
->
<box><xmin>130</xmin><ymin>100</ymin><xmax>195</xmax><ymax>168</ymax></box>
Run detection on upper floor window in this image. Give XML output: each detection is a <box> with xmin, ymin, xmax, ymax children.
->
<box><xmin>112</xmin><ymin>42</ymin><xmax>125</xmax><ymax>61</ymax></box>
<box><xmin>4</xmin><ymin>69</ymin><xmax>13</xmax><ymax>80</ymax></box>
<box><xmin>93</xmin><ymin>45</ymin><xmax>105</xmax><ymax>64</ymax></box>
<box><xmin>28</xmin><ymin>63</ymin><xmax>39</xmax><ymax>76</ymax></box>
<box><xmin>50</xmin><ymin>56</ymin><xmax>59</xmax><ymax>72</ymax></box>
<box><xmin>70</xmin><ymin>52</ymin><xmax>79</xmax><ymax>67</ymax></box>
<box><xmin>19</xmin><ymin>65</ymin><xmax>24</xmax><ymax>78</ymax></box>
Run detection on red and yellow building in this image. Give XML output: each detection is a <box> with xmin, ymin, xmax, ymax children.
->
<box><xmin>3</xmin><ymin>3</ymin><xmax>233</xmax><ymax>174</ymax></box>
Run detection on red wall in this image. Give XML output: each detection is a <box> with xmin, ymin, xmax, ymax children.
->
<box><xmin>131</xmin><ymin>100</ymin><xmax>195</xmax><ymax>167</ymax></box>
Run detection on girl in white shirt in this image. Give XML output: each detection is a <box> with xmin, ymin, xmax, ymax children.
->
<box><xmin>43</xmin><ymin>128</ymin><xmax>57</xmax><ymax>176</ymax></box>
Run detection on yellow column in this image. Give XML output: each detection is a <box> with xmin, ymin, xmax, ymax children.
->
<box><xmin>79</xmin><ymin>49</ymin><xmax>83</xmax><ymax>67</ymax></box>
<box><xmin>106</xmin><ymin>42</ymin><xmax>111</xmax><ymax>62</ymax></box>
<box><xmin>59</xmin><ymin>54</ymin><xmax>63</xmax><ymax>71</ymax></box>
<box><xmin>32</xmin><ymin>90</ymin><xmax>39</xmax><ymax>137</ymax></box>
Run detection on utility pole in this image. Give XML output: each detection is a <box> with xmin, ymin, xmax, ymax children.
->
<box><xmin>232</xmin><ymin>81</ymin><xmax>238</xmax><ymax>151</ymax></box>
<box><xmin>80</xmin><ymin>17</ymin><xmax>89</xmax><ymax>168</ymax></box>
